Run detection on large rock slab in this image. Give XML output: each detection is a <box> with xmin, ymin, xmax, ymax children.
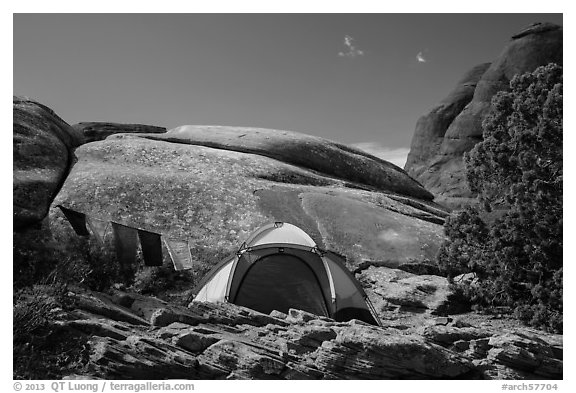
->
<box><xmin>53</xmin><ymin>131</ymin><xmax>447</xmax><ymax>269</ymax></box>
<box><xmin>404</xmin><ymin>23</ymin><xmax>562</xmax><ymax>208</ymax></box>
<box><xmin>13</xmin><ymin>96</ymin><xmax>84</xmax><ymax>230</ymax></box>
<box><xmin>73</xmin><ymin>122</ymin><xmax>166</xmax><ymax>143</ymax></box>
<box><xmin>300</xmin><ymin>192</ymin><xmax>445</xmax><ymax>265</ymax></box>
<box><xmin>138</xmin><ymin>125</ymin><xmax>433</xmax><ymax>200</ymax></box>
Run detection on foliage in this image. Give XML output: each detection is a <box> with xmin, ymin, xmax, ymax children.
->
<box><xmin>13</xmin><ymin>220</ymin><xmax>122</xmax><ymax>292</ymax></box>
<box><xmin>13</xmin><ymin>270</ymin><xmax>90</xmax><ymax>379</ymax></box>
<box><xmin>13</xmin><ymin>217</ymin><xmax>121</xmax><ymax>378</ymax></box>
<box><xmin>131</xmin><ymin>244</ymin><xmax>218</xmax><ymax>306</ymax></box>
<box><xmin>13</xmin><ymin>286</ymin><xmax>89</xmax><ymax>379</ymax></box>
<box><xmin>131</xmin><ymin>261</ymin><xmax>193</xmax><ymax>299</ymax></box>
<box><xmin>437</xmin><ymin>63</ymin><xmax>562</xmax><ymax>333</ymax></box>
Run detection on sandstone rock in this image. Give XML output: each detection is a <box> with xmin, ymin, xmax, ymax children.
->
<box><xmin>421</xmin><ymin>323</ymin><xmax>563</xmax><ymax>379</ymax></box>
<box><xmin>286</xmin><ymin>309</ymin><xmax>322</xmax><ymax>324</ymax></box>
<box><xmin>487</xmin><ymin>332</ymin><xmax>563</xmax><ymax>379</ymax></box>
<box><xmin>197</xmin><ymin>339</ymin><xmax>288</xmax><ymax>379</ymax></box>
<box><xmin>287</xmin><ymin>325</ymin><xmax>337</xmax><ymax>351</ymax></box>
<box><xmin>70</xmin><ymin>289</ymin><xmax>149</xmax><ymax>326</ymax></box>
<box><xmin>175</xmin><ymin>331</ymin><xmax>220</xmax><ymax>353</ymax></box>
<box><xmin>139</xmin><ymin>125</ymin><xmax>433</xmax><ymax>200</ymax></box>
<box><xmin>405</xmin><ymin>23</ymin><xmax>562</xmax><ymax>208</ymax></box>
<box><xmin>299</xmin><ymin>191</ymin><xmax>446</xmax><ymax>265</ymax></box>
<box><xmin>156</xmin><ymin>322</ymin><xmax>195</xmax><ymax>339</ymax></box>
<box><xmin>53</xmin><ymin>133</ymin><xmax>447</xmax><ymax>269</ymax></box>
<box><xmin>420</xmin><ymin>325</ymin><xmax>491</xmax><ymax>347</ymax></box>
<box><xmin>313</xmin><ymin>326</ymin><xmax>472</xmax><ymax>379</ymax></box>
<box><xmin>269</xmin><ymin>310</ymin><xmax>288</xmax><ymax>320</ymax></box>
<box><xmin>405</xmin><ymin>63</ymin><xmax>490</xmax><ymax>180</ymax></box>
<box><xmin>73</xmin><ymin>122</ymin><xmax>166</xmax><ymax>143</ymax></box>
<box><xmin>50</xmin><ymin>287</ymin><xmax>563</xmax><ymax>380</ymax></box>
<box><xmin>126</xmin><ymin>293</ymin><xmax>208</xmax><ymax>327</ymax></box>
<box><xmin>357</xmin><ymin>266</ymin><xmax>464</xmax><ymax>317</ymax></box>
<box><xmin>87</xmin><ymin>335</ymin><xmax>222</xmax><ymax>379</ymax></box>
<box><xmin>433</xmin><ymin>317</ymin><xmax>453</xmax><ymax>326</ymax></box>
<box><xmin>467</xmin><ymin>338</ymin><xmax>492</xmax><ymax>359</ymax></box>
<box><xmin>190</xmin><ymin>301</ymin><xmax>290</xmax><ymax>328</ymax></box>
<box><xmin>62</xmin><ymin>319</ymin><xmax>132</xmax><ymax>341</ymax></box>
<box><xmin>13</xmin><ymin>96</ymin><xmax>84</xmax><ymax>230</ymax></box>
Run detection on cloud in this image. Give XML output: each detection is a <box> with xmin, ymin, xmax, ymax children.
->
<box><xmin>350</xmin><ymin>143</ymin><xmax>410</xmax><ymax>168</ymax></box>
<box><xmin>338</xmin><ymin>35</ymin><xmax>364</xmax><ymax>58</ymax></box>
<box><xmin>416</xmin><ymin>51</ymin><xmax>427</xmax><ymax>63</ymax></box>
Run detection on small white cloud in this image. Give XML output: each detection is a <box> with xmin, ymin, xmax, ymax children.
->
<box><xmin>416</xmin><ymin>51</ymin><xmax>427</xmax><ymax>63</ymax></box>
<box><xmin>339</xmin><ymin>35</ymin><xmax>364</xmax><ymax>58</ymax></box>
<box><xmin>350</xmin><ymin>143</ymin><xmax>410</xmax><ymax>168</ymax></box>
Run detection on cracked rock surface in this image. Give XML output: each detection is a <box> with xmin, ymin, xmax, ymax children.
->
<box><xmin>55</xmin><ymin>287</ymin><xmax>561</xmax><ymax>380</ymax></box>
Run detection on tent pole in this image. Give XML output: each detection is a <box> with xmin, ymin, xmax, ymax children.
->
<box><xmin>365</xmin><ymin>296</ymin><xmax>383</xmax><ymax>327</ymax></box>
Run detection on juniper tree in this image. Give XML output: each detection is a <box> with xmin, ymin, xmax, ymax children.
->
<box><xmin>437</xmin><ymin>63</ymin><xmax>562</xmax><ymax>332</ymax></box>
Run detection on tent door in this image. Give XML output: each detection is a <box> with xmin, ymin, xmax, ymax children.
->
<box><xmin>233</xmin><ymin>253</ymin><xmax>330</xmax><ymax>317</ymax></box>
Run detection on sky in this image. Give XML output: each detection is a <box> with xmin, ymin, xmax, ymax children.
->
<box><xmin>13</xmin><ymin>13</ymin><xmax>563</xmax><ymax>167</ymax></box>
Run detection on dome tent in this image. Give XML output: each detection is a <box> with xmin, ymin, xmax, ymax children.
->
<box><xmin>192</xmin><ymin>222</ymin><xmax>381</xmax><ymax>326</ymax></box>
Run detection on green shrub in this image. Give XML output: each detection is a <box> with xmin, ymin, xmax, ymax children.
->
<box><xmin>14</xmin><ymin>214</ymin><xmax>127</xmax><ymax>292</ymax></box>
<box><xmin>132</xmin><ymin>262</ymin><xmax>193</xmax><ymax>296</ymax></box>
<box><xmin>14</xmin><ymin>217</ymin><xmax>122</xmax><ymax>378</ymax></box>
<box><xmin>13</xmin><ymin>299</ymin><xmax>89</xmax><ymax>379</ymax></box>
<box><xmin>437</xmin><ymin>64</ymin><xmax>562</xmax><ymax>333</ymax></box>
<box><xmin>13</xmin><ymin>280</ymin><xmax>90</xmax><ymax>379</ymax></box>
<box><xmin>131</xmin><ymin>245</ymin><xmax>216</xmax><ymax>306</ymax></box>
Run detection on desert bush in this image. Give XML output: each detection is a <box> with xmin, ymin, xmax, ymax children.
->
<box><xmin>13</xmin><ymin>286</ymin><xmax>61</xmax><ymax>344</ymax></box>
<box><xmin>14</xmin><ymin>218</ymin><xmax>120</xmax><ymax>378</ymax></box>
<box><xmin>13</xmin><ymin>215</ymin><xmax>132</xmax><ymax>379</ymax></box>
<box><xmin>131</xmin><ymin>244</ymin><xmax>217</xmax><ymax>305</ymax></box>
<box><xmin>14</xmin><ymin>213</ymin><xmax>127</xmax><ymax>292</ymax></box>
<box><xmin>132</xmin><ymin>261</ymin><xmax>193</xmax><ymax>296</ymax></box>
<box><xmin>437</xmin><ymin>64</ymin><xmax>562</xmax><ymax>333</ymax></box>
<box><xmin>13</xmin><ymin>277</ymin><xmax>90</xmax><ymax>379</ymax></box>
<box><xmin>13</xmin><ymin>288</ymin><xmax>89</xmax><ymax>379</ymax></box>
<box><xmin>13</xmin><ymin>227</ymin><xmax>68</xmax><ymax>290</ymax></box>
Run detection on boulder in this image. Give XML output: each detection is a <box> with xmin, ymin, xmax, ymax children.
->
<box><xmin>175</xmin><ymin>331</ymin><xmax>220</xmax><ymax>353</ymax></box>
<box><xmin>404</xmin><ymin>23</ymin><xmax>562</xmax><ymax>208</ymax></box>
<box><xmin>13</xmin><ymin>96</ymin><xmax>84</xmax><ymax>230</ymax></box>
<box><xmin>357</xmin><ymin>266</ymin><xmax>467</xmax><ymax>317</ymax></box>
<box><xmin>53</xmin><ymin>129</ymin><xmax>447</xmax><ymax>269</ymax></box>
<box><xmin>139</xmin><ymin>125</ymin><xmax>433</xmax><ymax>200</ymax></box>
<box><xmin>420</xmin><ymin>324</ymin><xmax>492</xmax><ymax>347</ymax></box>
<box><xmin>73</xmin><ymin>122</ymin><xmax>166</xmax><ymax>143</ymax></box>
<box><xmin>486</xmin><ymin>332</ymin><xmax>563</xmax><ymax>379</ymax></box>
<box><xmin>314</xmin><ymin>326</ymin><xmax>472</xmax><ymax>379</ymax></box>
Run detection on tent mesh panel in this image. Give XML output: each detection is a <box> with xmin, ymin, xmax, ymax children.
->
<box><xmin>233</xmin><ymin>254</ymin><xmax>330</xmax><ymax>317</ymax></box>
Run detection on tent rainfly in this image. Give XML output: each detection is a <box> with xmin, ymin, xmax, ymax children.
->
<box><xmin>192</xmin><ymin>222</ymin><xmax>381</xmax><ymax>326</ymax></box>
